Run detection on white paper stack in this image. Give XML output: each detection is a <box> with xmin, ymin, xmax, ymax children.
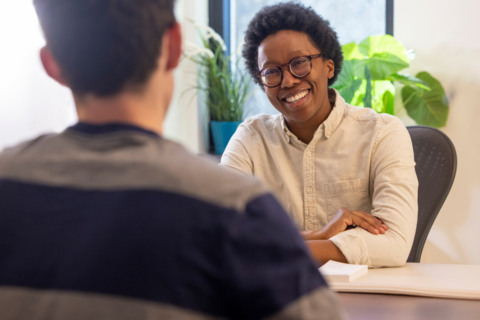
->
<box><xmin>319</xmin><ymin>260</ymin><xmax>368</xmax><ymax>283</ymax></box>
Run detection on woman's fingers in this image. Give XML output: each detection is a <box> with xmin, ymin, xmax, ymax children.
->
<box><xmin>351</xmin><ymin>211</ymin><xmax>387</xmax><ymax>235</ymax></box>
<box><xmin>332</xmin><ymin>208</ymin><xmax>388</xmax><ymax>237</ymax></box>
<box><xmin>372</xmin><ymin>216</ymin><xmax>388</xmax><ymax>230</ymax></box>
<box><xmin>348</xmin><ymin>214</ymin><xmax>378</xmax><ymax>234</ymax></box>
<box><xmin>357</xmin><ymin>217</ymin><xmax>380</xmax><ymax>235</ymax></box>
<box><xmin>377</xmin><ymin>218</ymin><xmax>388</xmax><ymax>230</ymax></box>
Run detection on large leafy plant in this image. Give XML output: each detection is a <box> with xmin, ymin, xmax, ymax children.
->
<box><xmin>183</xmin><ymin>24</ymin><xmax>252</xmax><ymax>122</ymax></box>
<box><xmin>331</xmin><ymin>35</ymin><xmax>449</xmax><ymax>128</ymax></box>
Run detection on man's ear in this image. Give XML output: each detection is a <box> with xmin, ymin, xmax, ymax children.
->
<box><xmin>40</xmin><ymin>47</ymin><xmax>68</xmax><ymax>86</ymax></box>
<box><xmin>166</xmin><ymin>22</ymin><xmax>182</xmax><ymax>71</ymax></box>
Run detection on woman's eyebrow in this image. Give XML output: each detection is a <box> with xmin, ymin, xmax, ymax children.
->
<box><xmin>258</xmin><ymin>57</ymin><xmax>275</xmax><ymax>70</ymax></box>
<box><xmin>289</xmin><ymin>50</ymin><xmax>310</xmax><ymax>56</ymax></box>
<box><xmin>259</xmin><ymin>50</ymin><xmax>314</xmax><ymax>68</ymax></box>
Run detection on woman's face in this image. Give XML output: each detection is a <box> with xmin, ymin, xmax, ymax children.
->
<box><xmin>257</xmin><ymin>30</ymin><xmax>335</xmax><ymax>126</ymax></box>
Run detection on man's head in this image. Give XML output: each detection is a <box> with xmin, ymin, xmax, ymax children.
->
<box><xmin>34</xmin><ymin>0</ymin><xmax>182</xmax><ymax>131</ymax></box>
<box><xmin>34</xmin><ymin>0</ymin><xmax>182</xmax><ymax>133</ymax></box>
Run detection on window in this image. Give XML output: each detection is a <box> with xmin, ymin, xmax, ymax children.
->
<box><xmin>209</xmin><ymin>0</ymin><xmax>393</xmax><ymax>117</ymax></box>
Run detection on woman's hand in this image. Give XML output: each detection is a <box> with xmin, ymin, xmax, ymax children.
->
<box><xmin>301</xmin><ymin>207</ymin><xmax>388</xmax><ymax>241</ymax></box>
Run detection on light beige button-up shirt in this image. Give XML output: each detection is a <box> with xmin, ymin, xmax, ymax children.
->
<box><xmin>221</xmin><ymin>90</ymin><xmax>418</xmax><ymax>267</ymax></box>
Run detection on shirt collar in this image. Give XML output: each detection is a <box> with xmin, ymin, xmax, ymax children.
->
<box><xmin>68</xmin><ymin>122</ymin><xmax>160</xmax><ymax>137</ymax></box>
<box><xmin>281</xmin><ymin>89</ymin><xmax>345</xmax><ymax>143</ymax></box>
<box><xmin>323</xmin><ymin>89</ymin><xmax>345</xmax><ymax>139</ymax></box>
<box><xmin>281</xmin><ymin>117</ymin><xmax>292</xmax><ymax>143</ymax></box>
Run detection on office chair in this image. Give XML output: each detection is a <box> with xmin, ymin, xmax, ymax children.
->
<box><xmin>406</xmin><ymin>126</ymin><xmax>457</xmax><ymax>263</ymax></box>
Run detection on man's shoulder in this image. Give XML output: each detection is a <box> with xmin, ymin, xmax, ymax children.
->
<box><xmin>154</xmin><ymin>140</ymin><xmax>270</xmax><ymax>211</ymax></box>
<box><xmin>0</xmin><ymin>133</ymin><xmax>58</xmax><ymax>168</ymax></box>
<box><xmin>0</xmin><ymin>133</ymin><xmax>56</xmax><ymax>152</ymax></box>
<box><xmin>0</xmin><ymin>131</ymin><xmax>268</xmax><ymax>213</ymax></box>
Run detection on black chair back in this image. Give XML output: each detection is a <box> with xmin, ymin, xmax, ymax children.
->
<box><xmin>406</xmin><ymin>126</ymin><xmax>457</xmax><ymax>262</ymax></box>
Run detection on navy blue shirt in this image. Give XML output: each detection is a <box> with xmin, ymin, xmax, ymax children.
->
<box><xmin>0</xmin><ymin>123</ymin><xmax>342</xmax><ymax>320</ymax></box>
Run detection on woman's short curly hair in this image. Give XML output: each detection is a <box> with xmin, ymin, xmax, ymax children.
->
<box><xmin>243</xmin><ymin>2</ymin><xmax>343</xmax><ymax>88</ymax></box>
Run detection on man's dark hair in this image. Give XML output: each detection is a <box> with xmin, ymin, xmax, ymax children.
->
<box><xmin>34</xmin><ymin>0</ymin><xmax>176</xmax><ymax>96</ymax></box>
<box><xmin>243</xmin><ymin>2</ymin><xmax>343</xmax><ymax>88</ymax></box>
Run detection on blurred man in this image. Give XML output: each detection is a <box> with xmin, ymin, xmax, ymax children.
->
<box><xmin>0</xmin><ymin>1</ymin><xmax>345</xmax><ymax>319</ymax></box>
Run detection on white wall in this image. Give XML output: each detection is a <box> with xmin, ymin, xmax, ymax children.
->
<box><xmin>0</xmin><ymin>1</ymin><xmax>77</xmax><ymax>151</ymax></box>
<box><xmin>395</xmin><ymin>0</ymin><xmax>480</xmax><ymax>264</ymax></box>
<box><xmin>164</xmin><ymin>0</ymin><xmax>208</xmax><ymax>153</ymax></box>
<box><xmin>0</xmin><ymin>0</ymin><xmax>206</xmax><ymax>154</ymax></box>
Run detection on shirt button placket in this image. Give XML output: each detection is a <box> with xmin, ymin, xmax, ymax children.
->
<box><xmin>303</xmin><ymin>148</ymin><xmax>316</xmax><ymax>230</ymax></box>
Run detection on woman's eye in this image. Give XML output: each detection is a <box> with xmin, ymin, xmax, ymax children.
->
<box><xmin>265</xmin><ymin>69</ymin><xmax>278</xmax><ymax>76</ymax></box>
<box><xmin>294</xmin><ymin>59</ymin><xmax>308</xmax><ymax>66</ymax></box>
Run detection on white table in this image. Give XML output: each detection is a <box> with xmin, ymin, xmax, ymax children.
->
<box><xmin>327</xmin><ymin>263</ymin><xmax>480</xmax><ymax>300</ymax></box>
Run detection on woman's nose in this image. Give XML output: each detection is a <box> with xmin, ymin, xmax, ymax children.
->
<box><xmin>280</xmin><ymin>67</ymin><xmax>301</xmax><ymax>89</ymax></box>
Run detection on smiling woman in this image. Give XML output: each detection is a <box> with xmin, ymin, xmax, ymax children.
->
<box><xmin>226</xmin><ymin>0</ymin><xmax>389</xmax><ymax>117</ymax></box>
<box><xmin>220</xmin><ymin>2</ymin><xmax>418</xmax><ymax>268</ymax></box>
<box><xmin>256</xmin><ymin>30</ymin><xmax>335</xmax><ymax>144</ymax></box>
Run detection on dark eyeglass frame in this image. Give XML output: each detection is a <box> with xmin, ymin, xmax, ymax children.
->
<box><xmin>257</xmin><ymin>54</ymin><xmax>323</xmax><ymax>88</ymax></box>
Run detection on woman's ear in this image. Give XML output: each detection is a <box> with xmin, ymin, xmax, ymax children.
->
<box><xmin>166</xmin><ymin>22</ymin><xmax>182</xmax><ymax>71</ymax></box>
<box><xmin>40</xmin><ymin>47</ymin><xmax>68</xmax><ymax>86</ymax></box>
<box><xmin>326</xmin><ymin>59</ymin><xmax>335</xmax><ymax>79</ymax></box>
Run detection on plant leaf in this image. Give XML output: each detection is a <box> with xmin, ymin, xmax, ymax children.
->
<box><xmin>401</xmin><ymin>72</ymin><xmax>449</xmax><ymax>128</ymax></box>
<box><xmin>332</xmin><ymin>60</ymin><xmax>364</xmax><ymax>103</ymax></box>
<box><xmin>365</xmin><ymin>52</ymin><xmax>410</xmax><ymax>80</ymax></box>
<box><xmin>363</xmin><ymin>66</ymin><xmax>373</xmax><ymax>108</ymax></box>
<box><xmin>371</xmin><ymin>81</ymin><xmax>395</xmax><ymax>113</ymax></box>
<box><xmin>185</xmin><ymin>25</ymin><xmax>253</xmax><ymax>122</ymax></box>
<box><xmin>342</xmin><ymin>41</ymin><xmax>364</xmax><ymax>60</ymax></box>
<box><xmin>383</xmin><ymin>90</ymin><xmax>395</xmax><ymax>115</ymax></box>
<box><xmin>359</xmin><ymin>35</ymin><xmax>410</xmax><ymax>80</ymax></box>
<box><xmin>359</xmin><ymin>35</ymin><xmax>409</xmax><ymax>62</ymax></box>
<box><xmin>336</xmin><ymin>79</ymin><xmax>362</xmax><ymax>105</ymax></box>
<box><xmin>388</xmin><ymin>73</ymin><xmax>431</xmax><ymax>90</ymax></box>
<box><xmin>350</xmin><ymin>80</ymin><xmax>366</xmax><ymax>107</ymax></box>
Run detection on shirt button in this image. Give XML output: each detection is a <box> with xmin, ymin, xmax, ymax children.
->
<box><xmin>306</xmin><ymin>151</ymin><xmax>312</xmax><ymax>157</ymax></box>
<box><xmin>307</xmin><ymin>188</ymin><xmax>313</xmax><ymax>194</ymax></box>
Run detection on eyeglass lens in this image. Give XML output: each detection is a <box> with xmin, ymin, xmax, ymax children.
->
<box><xmin>261</xmin><ymin>56</ymin><xmax>311</xmax><ymax>87</ymax></box>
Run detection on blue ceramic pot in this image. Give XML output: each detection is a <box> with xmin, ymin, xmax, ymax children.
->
<box><xmin>211</xmin><ymin>121</ymin><xmax>243</xmax><ymax>155</ymax></box>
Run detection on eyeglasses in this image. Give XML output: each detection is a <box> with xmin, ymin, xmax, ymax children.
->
<box><xmin>257</xmin><ymin>54</ymin><xmax>323</xmax><ymax>88</ymax></box>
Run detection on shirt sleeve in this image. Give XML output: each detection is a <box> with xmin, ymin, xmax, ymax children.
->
<box><xmin>220</xmin><ymin>123</ymin><xmax>255</xmax><ymax>176</ymax></box>
<box><xmin>226</xmin><ymin>193</ymin><xmax>346</xmax><ymax>320</ymax></box>
<box><xmin>329</xmin><ymin>117</ymin><xmax>418</xmax><ymax>267</ymax></box>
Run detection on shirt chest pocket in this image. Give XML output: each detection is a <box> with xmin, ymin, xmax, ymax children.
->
<box><xmin>324</xmin><ymin>178</ymin><xmax>371</xmax><ymax>220</ymax></box>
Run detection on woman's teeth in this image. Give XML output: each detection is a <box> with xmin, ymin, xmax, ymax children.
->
<box><xmin>285</xmin><ymin>90</ymin><xmax>309</xmax><ymax>103</ymax></box>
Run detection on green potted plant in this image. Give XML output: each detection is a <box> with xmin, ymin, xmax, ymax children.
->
<box><xmin>183</xmin><ymin>23</ymin><xmax>253</xmax><ymax>154</ymax></box>
<box><xmin>332</xmin><ymin>35</ymin><xmax>449</xmax><ymax>128</ymax></box>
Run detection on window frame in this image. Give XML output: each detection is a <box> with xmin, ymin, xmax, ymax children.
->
<box><xmin>209</xmin><ymin>0</ymin><xmax>394</xmax><ymax>49</ymax></box>
<box><xmin>208</xmin><ymin>0</ymin><xmax>231</xmax><ymax>56</ymax></box>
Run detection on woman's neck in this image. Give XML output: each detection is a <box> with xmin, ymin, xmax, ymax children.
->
<box><xmin>286</xmin><ymin>89</ymin><xmax>336</xmax><ymax>144</ymax></box>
